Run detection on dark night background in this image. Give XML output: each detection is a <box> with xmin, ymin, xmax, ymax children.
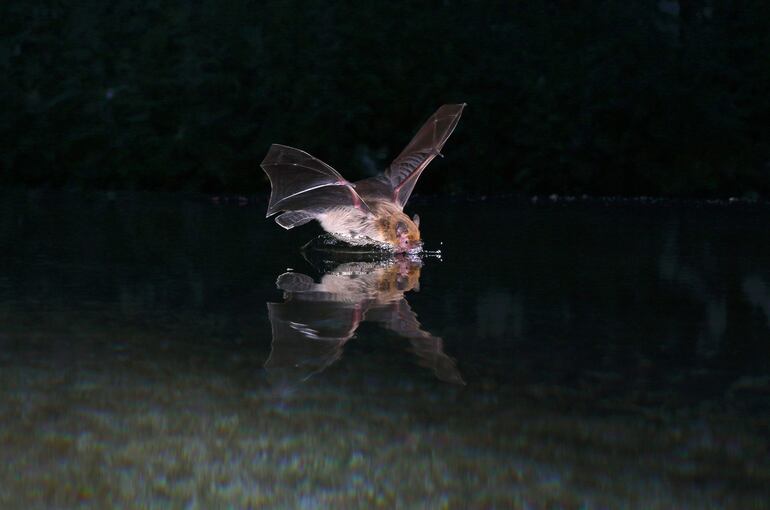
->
<box><xmin>2</xmin><ymin>0</ymin><xmax>769</xmax><ymax>197</ymax></box>
<box><xmin>3</xmin><ymin>3</ymin><xmax>770</xmax><ymax>506</ymax></box>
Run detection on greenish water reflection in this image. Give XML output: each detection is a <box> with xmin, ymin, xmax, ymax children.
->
<box><xmin>0</xmin><ymin>190</ymin><xmax>768</xmax><ymax>508</ymax></box>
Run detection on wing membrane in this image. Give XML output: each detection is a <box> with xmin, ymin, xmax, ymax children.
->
<box><xmin>384</xmin><ymin>104</ymin><xmax>466</xmax><ymax>208</ymax></box>
<box><xmin>261</xmin><ymin>144</ymin><xmax>370</xmax><ymax>217</ymax></box>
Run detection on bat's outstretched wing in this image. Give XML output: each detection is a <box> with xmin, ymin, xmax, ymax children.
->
<box><xmin>261</xmin><ymin>144</ymin><xmax>371</xmax><ymax>229</ymax></box>
<box><xmin>384</xmin><ymin>103</ymin><xmax>466</xmax><ymax>209</ymax></box>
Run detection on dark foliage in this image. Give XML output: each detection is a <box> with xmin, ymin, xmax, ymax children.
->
<box><xmin>2</xmin><ymin>0</ymin><xmax>769</xmax><ymax>196</ymax></box>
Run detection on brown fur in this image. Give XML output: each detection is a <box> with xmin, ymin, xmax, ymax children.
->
<box><xmin>370</xmin><ymin>201</ymin><xmax>421</xmax><ymax>247</ymax></box>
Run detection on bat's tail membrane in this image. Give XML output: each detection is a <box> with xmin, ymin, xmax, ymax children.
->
<box><xmin>275</xmin><ymin>210</ymin><xmax>315</xmax><ymax>229</ymax></box>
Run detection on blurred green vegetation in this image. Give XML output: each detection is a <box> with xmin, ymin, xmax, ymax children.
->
<box><xmin>1</xmin><ymin>0</ymin><xmax>769</xmax><ymax>196</ymax></box>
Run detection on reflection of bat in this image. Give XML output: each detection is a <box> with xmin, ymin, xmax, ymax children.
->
<box><xmin>265</xmin><ymin>257</ymin><xmax>464</xmax><ymax>386</ymax></box>
<box><xmin>261</xmin><ymin>104</ymin><xmax>466</xmax><ymax>252</ymax></box>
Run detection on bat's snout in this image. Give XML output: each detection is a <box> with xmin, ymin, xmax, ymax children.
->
<box><xmin>395</xmin><ymin>235</ymin><xmax>422</xmax><ymax>254</ymax></box>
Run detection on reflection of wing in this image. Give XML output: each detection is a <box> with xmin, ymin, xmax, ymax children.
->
<box><xmin>408</xmin><ymin>335</ymin><xmax>466</xmax><ymax>386</ymax></box>
<box><xmin>382</xmin><ymin>104</ymin><xmax>466</xmax><ymax>209</ymax></box>
<box><xmin>368</xmin><ymin>299</ymin><xmax>465</xmax><ymax>385</ymax></box>
<box><xmin>264</xmin><ymin>301</ymin><xmax>361</xmax><ymax>384</ymax></box>
<box><xmin>261</xmin><ymin>144</ymin><xmax>371</xmax><ymax>229</ymax></box>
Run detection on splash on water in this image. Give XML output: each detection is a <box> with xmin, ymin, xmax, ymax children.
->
<box><xmin>302</xmin><ymin>234</ymin><xmax>444</xmax><ymax>257</ymax></box>
<box><xmin>304</xmin><ymin>233</ymin><xmax>392</xmax><ymax>253</ymax></box>
<box><xmin>421</xmin><ymin>248</ymin><xmax>442</xmax><ymax>260</ymax></box>
<box><xmin>300</xmin><ymin>234</ymin><xmax>444</xmax><ymax>268</ymax></box>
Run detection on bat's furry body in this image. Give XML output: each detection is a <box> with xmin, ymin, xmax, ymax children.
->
<box><xmin>317</xmin><ymin>200</ymin><xmax>415</xmax><ymax>248</ymax></box>
<box><xmin>261</xmin><ymin>104</ymin><xmax>465</xmax><ymax>252</ymax></box>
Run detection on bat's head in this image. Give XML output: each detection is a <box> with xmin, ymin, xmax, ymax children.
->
<box><xmin>395</xmin><ymin>216</ymin><xmax>421</xmax><ymax>253</ymax></box>
<box><xmin>390</xmin><ymin>213</ymin><xmax>421</xmax><ymax>253</ymax></box>
<box><xmin>371</xmin><ymin>202</ymin><xmax>422</xmax><ymax>253</ymax></box>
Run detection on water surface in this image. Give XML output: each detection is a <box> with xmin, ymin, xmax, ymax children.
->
<box><xmin>1</xmin><ymin>190</ymin><xmax>768</xmax><ymax>508</ymax></box>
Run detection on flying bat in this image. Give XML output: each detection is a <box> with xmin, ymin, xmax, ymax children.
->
<box><xmin>261</xmin><ymin>104</ymin><xmax>466</xmax><ymax>253</ymax></box>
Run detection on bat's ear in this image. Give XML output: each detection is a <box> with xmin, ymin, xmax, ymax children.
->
<box><xmin>396</xmin><ymin>221</ymin><xmax>409</xmax><ymax>236</ymax></box>
<box><xmin>412</xmin><ymin>214</ymin><xmax>420</xmax><ymax>228</ymax></box>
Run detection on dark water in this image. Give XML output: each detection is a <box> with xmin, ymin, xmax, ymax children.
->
<box><xmin>1</xmin><ymin>190</ymin><xmax>768</xmax><ymax>508</ymax></box>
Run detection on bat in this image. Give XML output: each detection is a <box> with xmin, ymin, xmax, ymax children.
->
<box><xmin>261</xmin><ymin>104</ymin><xmax>466</xmax><ymax>252</ymax></box>
<box><xmin>264</xmin><ymin>257</ymin><xmax>465</xmax><ymax>386</ymax></box>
